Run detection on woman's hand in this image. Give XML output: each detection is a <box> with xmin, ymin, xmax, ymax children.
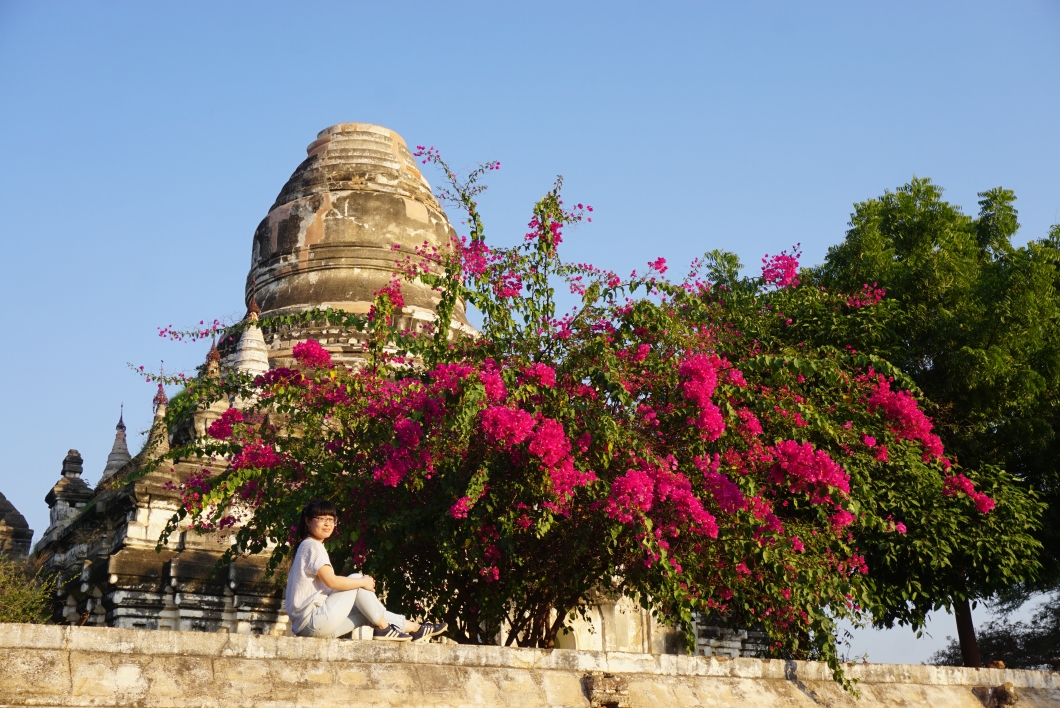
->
<box><xmin>316</xmin><ymin>565</ymin><xmax>377</xmax><ymax>592</ymax></box>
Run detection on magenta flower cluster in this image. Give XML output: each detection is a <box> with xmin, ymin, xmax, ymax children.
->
<box><xmin>761</xmin><ymin>246</ymin><xmax>801</xmax><ymax>289</ymax></box>
<box><xmin>292</xmin><ymin>339</ymin><xmax>333</xmax><ymax>369</ymax></box>
<box><xmin>481</xmin><ymin>406</ymin><xmax>536</xmax><ymax>448</ymax></box>
<box><xmin>207</xmin><ymin>408</ymin><xmax>245</xmax><ymax>440</ymax></box>
<box><xmin>846</xmin><ymin>283</ymin><xmax>886</xmax><ymax>309</ymax></box>
<box><xmin>865</xmin><ymin>374</ymin><xmax>945</xmax><ymax>462</ymax></box>
<box><xmin>768</xmin><ymin>440</ymin><xmax>851</xmax><ymax>505</ymax></box>
<box><xmin>943</xmin><ymin>473</ymin><xmax>996</xmax><ymax>513</ymax></box>
<box><xmin>521</xmin><ymin>362</ymin><xmax>557</xmax><ymax>388</ymax></box>
<box><xmin>678</xmin><ymin>354</ymin><xmax>726</xmax><ymax>441</ymax></box>
<box><xmin>230</xmin><ymin>441</ymin><xmax>281</xmax><ymax>471</ymax></box>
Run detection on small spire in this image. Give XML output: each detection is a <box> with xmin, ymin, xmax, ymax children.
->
<box><xmin>100</xmin><ymin>405</ymin><xmax>132</xmax><ymax>484</ymax></box>
<box><xmin>206</xmin><ymin>335</ymin><xmax>222</xmax><ymax>379</ymax></box>
<box><xmin>147</xmin><ymin>362</ymin><xmax>170</xmax><ymax>460</ymax></box>
<box><xmin>152</xmin><ymin>383</ymin><xmax>168</xmax><ymax>413</ymax></box>
<box><xmin>146</xmin><ymin>396</ymin><xmax>170</xmax><ymax>460</ymax></box>
<box><xmin>234</xmin><ymin>291</ymin><xmax>271</xmax><ymax>380</ymax></box>
<box><xmin>208</xmin><ymin>337</ymin><xmax>221</xmax><ymax>363</ymax></box>
<box><xmin>152</xmin><ymin>362</ymin><xmax>168</xmax><ymax>413</ymax></box>
<box><xmin>247</xmin><ymin>287</ymin><xmax>261</xmax><ymax>322</ymax></box>
<box><xmin>244</xmin><ymin>279</ymin><xmax>261</xmax><ymax>328</ymax></box>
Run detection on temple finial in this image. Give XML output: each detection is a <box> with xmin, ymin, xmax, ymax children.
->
<box><xmin>101</xmin><ymin>403</ymin><xmax>132</xmax><ymax>483</ymax></box>
<box><xmin>152</xmin><ymin>362</ymin><xmax>168</xmax><ymax>413</ymax></box>
<box><xmin>152</xmin><ymin>384</ymin><xmax>168</xmax><ymax>413</ymax></box>
<box><xmin>205</xmin><ymin>335</ymin><xmax>222</xmax><ymax>379</ymax></box>
<box><xmin>234</xmin><ymin>285</ymin><xmax>270</xmax><ymax>380</ymax></box>
<box><xmin>247</xmin><ymin>283</ymin><xmax>261</xmax><ymax>322</ymax></box>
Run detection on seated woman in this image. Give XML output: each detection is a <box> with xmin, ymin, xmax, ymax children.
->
<box><xmin>285</xmin><ymin>498</ymin><xmax>447</xmax><ymax>641</ymax></box>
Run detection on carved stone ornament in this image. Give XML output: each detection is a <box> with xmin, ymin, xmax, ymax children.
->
<box><xmin>583</xmin><ymin>672</ymin><xmax>631</xmax><ymax>708</ymax></box>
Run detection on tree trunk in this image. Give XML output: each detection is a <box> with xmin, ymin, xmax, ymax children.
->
<box><xmin>954</xmin><ymin>597</ymin><xmax>982</xmax><ymax>668</ymax></box>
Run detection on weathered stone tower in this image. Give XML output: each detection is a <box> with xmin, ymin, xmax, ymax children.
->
<box><xmin>244</xmin><ymin>122</ymin><xmax>471</xmax><ymax>368</ymax></box>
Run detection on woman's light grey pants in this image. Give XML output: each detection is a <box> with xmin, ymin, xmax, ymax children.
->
<box><xmin>301</xmin><ymin>575</ymin><xmax>406</xmax><ymax>639</ymax></box>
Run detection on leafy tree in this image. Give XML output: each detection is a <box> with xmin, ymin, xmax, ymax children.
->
<box><xmin>0</xmin><ymin>556</ymin><xmax>54</xmax><ymax>624</ymax></box>
<box><xmin>149</xmin><ymin>161</ymin><xmax>1036</xmax><ymax>688</ymax></box>
<box><xmin>929</xmin><ymin>594</ymin><xmax>1060</xmax><ymax>670</ymax></box>
<box><xmin>811</xmin><ymin>178</ymin><xmax>1060</xmax><ymax>665</ymax></box>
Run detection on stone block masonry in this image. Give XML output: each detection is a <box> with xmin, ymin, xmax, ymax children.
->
<box><xmin>1</xmin><ymin>624</ymin><xmax>1058</xmax><ymax>707</ymax></box>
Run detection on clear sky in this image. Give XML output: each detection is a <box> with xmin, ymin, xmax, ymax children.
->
<box><xmin>1</xmin><ymin>1</ymin><xmax>1057</xmax><ymax>662</ymax></box>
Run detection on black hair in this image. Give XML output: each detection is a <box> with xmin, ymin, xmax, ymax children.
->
<box><xmin>296</xmin><ymin>498</ymin><xmax>338</xmax><ymax>542</ymax></box>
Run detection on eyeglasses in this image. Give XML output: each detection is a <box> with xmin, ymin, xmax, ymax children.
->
<box><xmin>312</xmin><ymin>516</ymin><xmax>336</xmax><ymax>525</ymax></box>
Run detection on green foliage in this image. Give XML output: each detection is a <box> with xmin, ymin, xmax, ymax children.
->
<box><xmin>0</xmin><ymin>556</ymin><xmax>54</xmax><ymax>624</ymax></box>
<box><xmin>812</xmin><ymin>178</ymin><xmax>1060</xmax><ymax>599</ymax></box>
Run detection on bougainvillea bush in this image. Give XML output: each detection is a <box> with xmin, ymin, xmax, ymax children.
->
<box><xmin>155</xmin><ymin>152</ymin><xmax>1040</xmax><ymax>684</ymax></box>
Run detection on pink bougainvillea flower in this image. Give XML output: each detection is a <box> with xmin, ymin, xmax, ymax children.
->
<box><xmin>769</xmin><ymin>440</ymin><xmax>850</xmax><ymax>503</ymax></box>
<box><xmin>393</xmin><ymin>417</ymin><xmax>422</xmax><ymax>448</ymax></box>
<box><xmin>737</xmin><ymin>409</ymin><xmax>763</xmax><ymax>437</ymax></box>
<box><xmin>606</xmin><ymin>468</ymin><xmax>655</xmax><ymax>523</ymax></box>
<box><xmin>207</xmin><ymin>408</ymin><xmax>245</xmax><ymax>440</ymax></box>
<box><xmin>678</xmin><ymin>354</ymin><xmax>718</xmax><ymax>404</ymax></box>
<box><xmin>230</xmin><ymin>441</ymin><xmax>281</xmax><ymax>470</ymax></box>
<box><xmin>292</xmin><ymin>339</ymin><xmax>333</xmax><ymax>369</ymax></box>
<box><xmin>830</xmin><ymin>509</ymin><xmax>855</xmax><ymax>529</ymax></box>
<box><xmin>478</xmin><ymin>360</ymin><xmax>507</xmax><ymax>402</ymax></box>
<box><xmin>480</xmin><ymin>406</ymin><xmax>536</xmax><ymax>448</ymax></box>
<box><xmin>450</xmin><ymin>496</ymin><xmax>474</xmax><ymax>519</ymax></box>
<box><xmin>866</xmin><ymin>374</ymin><xmax>944</xmax><ymax>461</ymax></box>
<box><xmin>527</xmin><ymin>417</ymin><xmax>571</xmax><ymax>467</ymax></box>
<box><xmin>761</xmin><ymin>247</ymin><xmax>801</xmax><ymax>288</ymax></box>
<box><xmin>943</xmin><ymin>473</ymin><xmax>996</xmax><ymax>514</ymax></box>
<box><xmin>521</xmin><ymin>362</ymin><xmax>557</xmax><ymax>388</ymax></box>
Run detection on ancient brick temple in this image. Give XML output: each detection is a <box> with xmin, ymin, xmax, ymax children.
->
<box><xmin>6</xmin><ymin>123</ymin><xmax>759</xmax><ymax>656</ymax></box>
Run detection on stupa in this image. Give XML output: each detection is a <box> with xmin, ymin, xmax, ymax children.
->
<box><xmin>237</xmin><ymin>122</ymin><xmax>471</xmax><ymax>367</ymax></box>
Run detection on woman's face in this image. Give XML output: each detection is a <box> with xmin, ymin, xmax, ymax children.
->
<box><xmin>307</xmin><ymin>514</ymin><xmax>336</xmax><ymax>541</ymax></box>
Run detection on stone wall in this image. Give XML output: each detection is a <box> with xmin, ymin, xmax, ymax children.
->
<box><xmin>2</xmin><ymin>623</ymin><xmax>1058</xmax><ymax>707</ymax></box>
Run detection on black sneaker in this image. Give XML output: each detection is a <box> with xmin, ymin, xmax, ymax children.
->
<box><xmin>373</xmin><ymin>624</ymin><xmax>412</xmax><ymax>642</ymax></box>
<box><xmin>410</xmin><ymin>621</ymin><xmax>449</xmax><ymax>643</ymax></box>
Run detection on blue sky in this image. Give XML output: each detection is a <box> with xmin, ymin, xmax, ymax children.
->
<box><xmin>1</xmin><ymin>1</ymin><xmax>1057</xmax><ymax>662</ymax></box>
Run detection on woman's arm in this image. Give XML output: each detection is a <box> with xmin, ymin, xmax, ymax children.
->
<box><xmin>316</xmin><ymin>564</ymin><xmax>376</xmax><ymax>592</ymax></box>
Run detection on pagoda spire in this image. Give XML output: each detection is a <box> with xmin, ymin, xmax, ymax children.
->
<box><xmin>146</xmin><ymin>391</ymin><xmax>170</xmax><ymax>461</ymax></box>
<box><xmin>144</xmin><ymin>361</ymin><xmax>171</xmax><ymax>460</ymax></box>
<box><xmin>152</xmin><ymin>362</ymin><xmax>169</xmax><ymax>414</ymax></box>
<box><xmin>247</xmin><ymin>287</ymin><xmax>261</xmax><ymax>321</ymax></box>
<box><xmin>99</xmin><ymin>405</ymin><xmax>133</xmax><ymax>483</ymax></box>
<box><xmin>234</xmin><ymin>286</ymin><xmax>269</xmax><ymax>379</ymax></box>
<box><xmin>206</xmin><ymin>336</ymin><xmax>221</xmax><ymax>379</ymax></box>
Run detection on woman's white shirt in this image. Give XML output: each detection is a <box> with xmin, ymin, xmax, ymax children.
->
<box><xmin>284</xmin><ymin>538</ymin><xmax>333</xmax><ymax>634</ymax></box>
